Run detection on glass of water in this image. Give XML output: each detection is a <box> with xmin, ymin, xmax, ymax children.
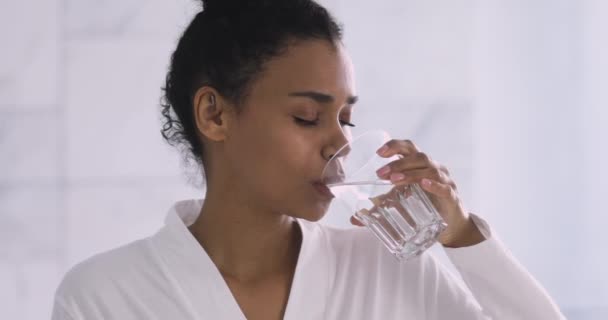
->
<box><xmin>321</xmin><ymin>129</ymin><xmax>447</xmax><ymax>261</ymax></box>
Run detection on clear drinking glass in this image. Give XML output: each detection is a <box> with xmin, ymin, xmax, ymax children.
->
<box><xmin>321</xmin><ymin>130</ymin><xmax>447</xmax><ymax>261</ymax></box>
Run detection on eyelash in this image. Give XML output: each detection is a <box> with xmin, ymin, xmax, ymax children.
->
<box><xmin>293</xmin><ymin>117</ymin><xmax>356</xmax><ymax>128</ymax></box>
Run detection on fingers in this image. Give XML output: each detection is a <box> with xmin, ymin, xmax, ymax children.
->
<box><xmin>374</xmin><ymin>139</ymin><xmax>459</xmax><ymax>196</ymax></box>
<box><xmin>376</xmin><ymin>153</ymin><xmax>439</xmax><ymax>177</ymax></box>
<box><xmin>388</xmin><ymin>167</ymin><xmax>455</xmax><ymax>188</ymax></box>
<box><xmin>376</xmin><ymin>140</ymin><xmax>448</xmax><ymax>176</ymax></box>
<box><xmin>376</xmin><ymin>153</ymin><xmax>443</xmax><ymax>180</ymax></box>
<box><xmin>376</xmin><ymin>139</ymin><xmax>420</xmax><ymax>157</ymax></box>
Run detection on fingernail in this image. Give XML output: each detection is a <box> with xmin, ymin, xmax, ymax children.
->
<box><xmin>422</xmin><ymin>178</ymin><xmax>432</xmax><ymax>187</ymax></box>
<box><xmin>376</xmin><ymin>165</ymin><xmax>391</xmax><ymax>176</ymax></box>
<box><xmin>390</xmin><ymin>173</ymin><xmax>406</xmax><ymax>182</ymax></box>
<box><xmin>376</xmin><ymin>145</ymin><xmax>389</xmax><ymax>155</ymax></box>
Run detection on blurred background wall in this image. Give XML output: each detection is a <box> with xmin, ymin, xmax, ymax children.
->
<box><xmin>0</xmin><ymin>0</ymin><xmax>606</xmax><ymax>319</ymax></box>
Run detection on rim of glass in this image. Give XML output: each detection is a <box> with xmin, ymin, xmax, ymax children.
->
<box><xmin>322</xmin><ymin>129</ymin><xmax>391</xmax><ymax>182</ymax></box>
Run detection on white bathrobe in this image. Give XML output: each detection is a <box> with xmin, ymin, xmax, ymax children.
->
<box><xmin>51</xmin><ymin>199</ymin><xmax>565</xmax><ymax>319</ymax></box>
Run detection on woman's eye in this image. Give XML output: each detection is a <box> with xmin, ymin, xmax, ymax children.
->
<box><xmin>293</xmin><ymin>117</ymin><xmax>319</xmax><ymax>126</ymax></box>
<box><xmin>293</xmin><ymin>117</ymin><xmax>356</xmax><ymax>128</ymax></box>
<box><xmin>340</xmin><ymin>120</ymin><xmax>356</xmax><ymax>127</ymax></box>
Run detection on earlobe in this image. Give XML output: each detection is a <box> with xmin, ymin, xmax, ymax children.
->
<box><xmin>193</xmin><ymin>87</ymin><xmax>229</xmax><ymax>142</ymax></box>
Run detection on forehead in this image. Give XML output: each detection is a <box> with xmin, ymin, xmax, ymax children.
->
<box><xmin>248</xmin><ymin>39</ymin><xmax>356</xmax><ymax>101</ymax></box>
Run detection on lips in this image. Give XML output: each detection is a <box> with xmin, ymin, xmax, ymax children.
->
<box><xmin>312</xmin><ymin>181</ymin><xmax>335</xmax><ymax>198</ymax></box>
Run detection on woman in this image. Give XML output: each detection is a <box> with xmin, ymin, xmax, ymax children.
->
<box><xmin>52</xmin><ymin>0</ymin><xmax>565</xmax><ymax>319</ymax></box>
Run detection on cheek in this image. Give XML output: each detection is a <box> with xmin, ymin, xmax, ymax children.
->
<box><xmin>262</xmin><ymin>131</ymin><xmax>316</xmax><ymax>179</ymax></box>
<box><xmin>228</xmin><ymin>123</ymin><xmax>330</xmax><ymax>218</ymax></box>
<box><xmin>230</xmin><ymin>122</ymin><xmax>316</xmax><ymax>185</ymax></box>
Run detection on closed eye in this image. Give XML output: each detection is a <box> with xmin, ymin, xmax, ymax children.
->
<box><xmin>293</xmin><ymin>117</ymin><xmax>318</xmax><ymax>126</ymax></box>
<box><xmin>293</xmin><ymin>117</ymin><xmax>356</xmax><ymax>127</ymax></box>
<box><xmin>340</xmin><ymin>120</ymin><xmax>356</xmax><ymax>127</ymax></box>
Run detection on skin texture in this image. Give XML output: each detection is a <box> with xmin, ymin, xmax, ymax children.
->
<box><xmin>187</xmin><ymin>39</ymin><xmax>484</xmax><ymax>319</ymax></box>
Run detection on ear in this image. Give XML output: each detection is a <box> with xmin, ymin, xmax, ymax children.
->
<box><xmin>193</xmin><ymin>86</ymin><xmax>234</xmax><ymax>142</ymax></box>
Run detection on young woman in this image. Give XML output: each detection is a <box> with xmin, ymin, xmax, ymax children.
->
<box><xmin>52</xmin><ymin>0</ymin><xmax>565</xmax><ymax>319</ymax></box>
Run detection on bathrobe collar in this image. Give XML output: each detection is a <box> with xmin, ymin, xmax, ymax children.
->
<box><xmin>150</xmin><ymin>199</ymin><xmax>332</xmax><ymax>319</ymax></box>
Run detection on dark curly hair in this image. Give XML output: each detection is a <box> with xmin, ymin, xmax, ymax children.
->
<box><xmin>160</xmin><ymin>0</ymin><xmax>343</xmax><ymax>184</ymax></box>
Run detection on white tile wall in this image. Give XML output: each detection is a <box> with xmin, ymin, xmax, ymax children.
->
<box><xmin>0</xmin><ymin>0</ymin><xmax>60</xmax><ymax>107</ymax></box>
<box><xmin>65</xmin><ymin>39</ymin><xmax>184</xmax><ymax>180</ymax></box>
<box><xmin>65</xmin><ymin>182</ymin><xmax>201</xmax><ymax>267</ymax></box>
<box><xmin>0</xmin><ymin>185</ymin><xmax>63</xmax><ymax>319</ymax></box>
<box><xmin>0</xmin><ymin>262</ymin><xmax>18</xmax><ymax>320</ymax></box>
<box><xmin>0</xmin><ymin>186</ymin><xmax>63</xmax><ymax>260</ymax></box>
<box><xmin>65</xmin><ymin>0</ymin><xmax>198</xmax><ymax>39</ymax></box>
<box><xmin>22</xmin><ymin>261</ymin><xmax>62</xmax><ymax>320</ymax></box>
<box><xmin>0</xmin><ymin>112</ymin><xmax>60</xmax><ymax>183</ymax></box>
<box><xmin>341</xmin><ymin>0</ymin><xmax>473</xmax><ymax>102</ymax></box>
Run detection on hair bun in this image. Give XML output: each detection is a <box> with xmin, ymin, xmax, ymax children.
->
<box><xmin>199</xmin><ymin>0</ymin><xmax>218</xmax><ymax>11</ymax></box>
<box><xmin>201</xmin><ymin>0</ymin><xmax>246</xmax><ymax>11</ymax></box>
<box><xmin>200</xmin><ymin>0</ymin><xmax>283</xmax><ymax>12</ymax></box>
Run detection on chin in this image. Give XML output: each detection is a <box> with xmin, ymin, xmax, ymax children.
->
<box><xmin>293</xmin><ymin>200</ymin><xmax>331</xmax><ymax>222</ymax></box>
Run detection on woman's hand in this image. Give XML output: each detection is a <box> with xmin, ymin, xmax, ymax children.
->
<box><xmin>349</xmin><ymin>139</ymin><xmax>486</xmax><ymax>248</ymax></box>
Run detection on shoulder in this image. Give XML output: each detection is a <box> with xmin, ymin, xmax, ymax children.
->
<box><xmin>55</xmin><ymin>238</ymin><xmax>160</xmax><ymax>302</ymax></box>
<box><xmin>312</xmin><ymin>222</ymin><xmax>471</xmax><ymax>315</ymax></box>
<box><xmin>314</xmin><ymin>222</ymin><xmax>452</xmax><ymax>281</ymax></box>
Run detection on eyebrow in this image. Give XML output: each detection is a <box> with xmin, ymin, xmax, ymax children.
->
<box><xmin>288</xmin><ymin>91</ymin><xmax>358</xmax><ymax>106</ymax></box>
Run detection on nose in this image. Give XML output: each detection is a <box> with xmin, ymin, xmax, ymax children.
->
<box><xmin>322</xmin><ymin>127</ymin><xmax>352</xmax><ymax>162</ymax></box>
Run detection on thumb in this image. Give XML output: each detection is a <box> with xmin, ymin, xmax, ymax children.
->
<box><xmin>350</xmin><ymin>215</ymin><xmax>365</xmax><ymax>227</ymax></box>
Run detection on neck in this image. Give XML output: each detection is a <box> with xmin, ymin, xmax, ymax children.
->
<box><xmin>188</xmin><ymin>189</ymin><xmax>302</xmax><ymax>283</ymax></box>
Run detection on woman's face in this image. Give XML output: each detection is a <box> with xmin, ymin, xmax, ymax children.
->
<box><xmin>225</xmin><ymin>39</ymin><xmax>357</xmax><ymax>221</ymax></box>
